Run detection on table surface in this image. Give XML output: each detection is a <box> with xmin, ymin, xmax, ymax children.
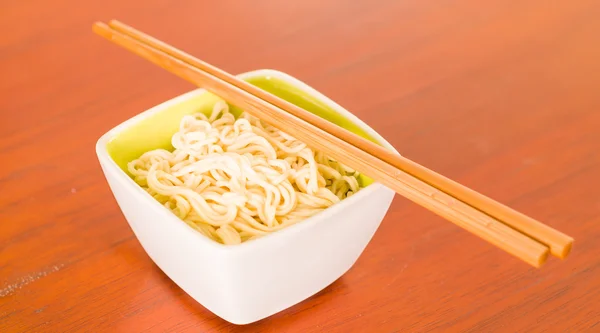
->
<box><xmin>2</xmin><ymin>0</ymin><xmax>600</xmax><ymax>332</ymax></box>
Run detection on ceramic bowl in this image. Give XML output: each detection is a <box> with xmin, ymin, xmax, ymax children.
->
<box><xmin>96</xmin><ymin>69</ymin><xmax>397</xmax><ymax>324</ymax></box>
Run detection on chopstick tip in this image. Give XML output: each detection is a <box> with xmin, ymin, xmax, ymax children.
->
<box><xmin>108</xmin><ymin>19</ymin><xmax>128</xmax><ymax>31</ymax></box>
<box><xmin>530</xmin><ymin>248</ymin><xmax>550</xmax><ymax>268</ymax></box>
<box><xmin>92</xmin><ymin>21</ymin><xmax>109</xmax><ymax>32</ymax></box>
<box><xmin>557</xmin><ymin>239</ymin><xmax>573</xmax><ymax>259</ymax></box>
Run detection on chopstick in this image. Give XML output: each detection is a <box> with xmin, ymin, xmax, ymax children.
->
<box><xmin>92</xmin><ymin>21</ymin><xmax>567</xmax><ymax>267</ymax></box>
<box><xmin>101</xmin><ymin>20</ymin><xmax>573</xmax><ymax>260</ymax></box>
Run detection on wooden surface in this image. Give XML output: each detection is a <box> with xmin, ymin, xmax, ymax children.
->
<box><xmin>1</xmin><ymin>0</ymin><xmax>599</xmax><ymax>331</ymax></box>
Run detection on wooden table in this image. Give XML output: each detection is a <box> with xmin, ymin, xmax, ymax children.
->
<box><xmin>2</xmin><ymin>1</ymin><xmax>599</xmax><ymax>331</ymax></box>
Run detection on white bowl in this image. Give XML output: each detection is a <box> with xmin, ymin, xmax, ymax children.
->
<box><xmin>96</xmin><ymin>69</ymin><xmax>397</xmax><ymax>324</ymax></box>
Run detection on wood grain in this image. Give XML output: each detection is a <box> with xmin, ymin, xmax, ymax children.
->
<box><xmin>1</xmin><ymin>0</ymin><xmax>599</xmax><ymax>332</ymax></box>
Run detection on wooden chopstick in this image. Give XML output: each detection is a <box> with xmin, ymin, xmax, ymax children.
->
<box><xmin>103</xmin><ymin>20</ymin><xmax>573</xmax><ymax>259</ymax></box>
<box><xmin>93</xmin><ymin>21</ymin><xmax>554</xmax><ymax>267</ymax></box>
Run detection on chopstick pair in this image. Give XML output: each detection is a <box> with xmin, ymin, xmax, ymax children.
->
<box><xmin>93</xmin><ymin>20</ymin><xmax>573</xmax><ymax>267</ymax></box>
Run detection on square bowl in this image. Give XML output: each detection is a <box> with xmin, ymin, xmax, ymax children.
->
<box><xmin>96</xmin><ymin>69</ymin><xmax>397</xmax><ymax>324</ymax></box>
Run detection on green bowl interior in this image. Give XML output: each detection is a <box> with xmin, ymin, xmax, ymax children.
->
<box><xmin>106</xmin><ymin>74</ymin><xmax>382</xmax><ymax>187</ymax></box>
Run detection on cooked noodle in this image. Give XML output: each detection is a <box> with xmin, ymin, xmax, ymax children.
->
<box><xmin>128</xmin><ymin>100</ymin><xmax>361</xmax><ymax>244</ymax></box>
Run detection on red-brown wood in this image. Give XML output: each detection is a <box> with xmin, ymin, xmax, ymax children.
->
<box><xmin>1</xmin><ymin>1</ymin><xmax>599</xmax><ymax>332</ymax></box>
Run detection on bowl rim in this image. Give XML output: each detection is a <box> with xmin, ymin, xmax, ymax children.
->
<box><xmin>96</xmin><ymin>69</ymin><xmax>398</xmax><ymax>253</ymax></box>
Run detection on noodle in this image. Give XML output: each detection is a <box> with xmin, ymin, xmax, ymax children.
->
<box><xmin>128</xmin><ymin>100</ymin><xmax>361</xmax><ymax>245</ymax></box>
